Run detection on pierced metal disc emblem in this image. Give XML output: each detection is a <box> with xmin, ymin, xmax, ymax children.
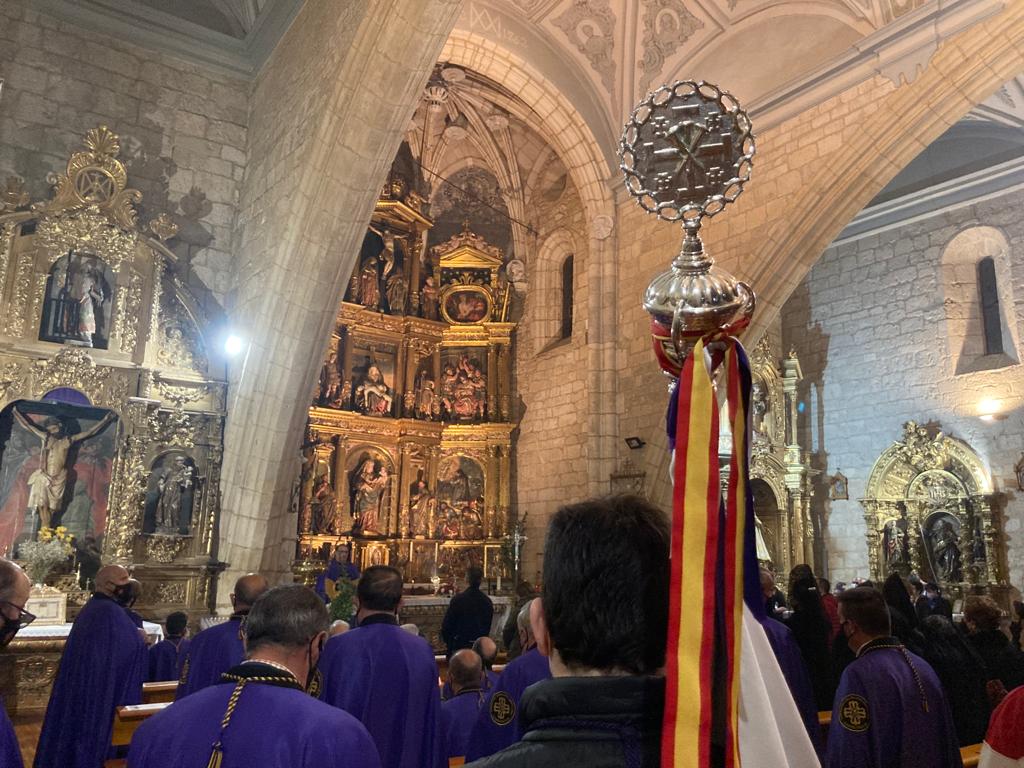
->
<box><xmin>620</xmin><ymin>81</ymin><xmax>755</xmax><ymax>225</ymax></box>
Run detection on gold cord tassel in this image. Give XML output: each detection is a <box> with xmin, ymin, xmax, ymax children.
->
<box><xmin>207</xmin><ymin>680</ymin><xmax>247</xmax><ymax>768</ymax></box>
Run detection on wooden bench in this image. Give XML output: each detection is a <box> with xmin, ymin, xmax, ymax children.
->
<box><xmin>142</xmin><ymin>681</ymin><xmax>178</xmax><ymax>704</ymax></box>
<box><xmin>110</xmin><ymin>702</ymin><xmax>170</xmax><ymax>747</ymax></box>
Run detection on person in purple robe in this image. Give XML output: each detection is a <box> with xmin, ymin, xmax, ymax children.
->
<box><xmin>318</xmin><ymin>565</ymin><xmax>444</xmax><ymax>768</ymax></box>
<box><xmin>829</xmin><ymin>586</ymin><xmax>962</xmax><ymax>768</ymax></box>
<box><xmin>34</xmin><ymin>564</ymin><xmax>147</xmax><ymax>768</ymax></box>
<box><xmin>761</xmin><ymin>614</ymin><xmax>826</xmax><ymax>759</ymax></box>
<box><xmin>177</xmin><ymin>573</ymin><xmax>268</xmax><ymax>698</ymax></box>
<box><xmin>148</xmin><ymin>611</ymin><xmax>190</xmax><ymax>682</ymax></box>
<box><xmin>464</xmin><ymin>598</ymin><xmax>552</xmax><ymax>761</ymax></box>
<box><xmin>443</xmin><ymin>649</ymin><xmax>486</xmax><ymax>761</ymax></box>
<box><xmin>442</xmin><ymin>636</ymin><xmax>499</xmax><ymax>700</ymax></box>
<box><xmin>128</xmin><ymin>585</ymin><xmax>381</xmax><ymax>768</ymax></box>
<box><xmin>315</xmin><ymin>544</ymin><xmax>361</xmax><ymax>603</ymax></box>
<box><xmin>0</xmin><ymin>558</ymin><xmax>34</xmax><ymax>768</ymax></box>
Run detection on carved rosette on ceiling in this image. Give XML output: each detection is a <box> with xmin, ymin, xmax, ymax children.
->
<box><xmin>638</xmin><ymin>0</ymin><xmax>704</xmax><ymax>93</ymax></box>
<box><xmin>553</xmin><ymin>0</ymin><xmax>617</xmax><ymax>95</ymax></box>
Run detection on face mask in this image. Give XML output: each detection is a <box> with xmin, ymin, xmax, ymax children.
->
<box><xmin>112</xmin><ymin>583</ymin><xmax>134</xmax><ymax>607</ymax></box>
<box><xmin>0</xmin><ymin>614</ymin><xmax>19</xmax><ymax>647</ymax></box>
<box><xmin>306</xmin><ymin>635</ymin><xmax>326</xmax><ymax>694</ymax></box>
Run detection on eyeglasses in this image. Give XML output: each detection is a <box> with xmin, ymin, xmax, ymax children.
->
<box><xmin>0</xmin><ymin>601</ymin><xmax>37</xmax><ymax>631</ymax></box>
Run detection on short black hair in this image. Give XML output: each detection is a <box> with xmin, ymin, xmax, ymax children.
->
<box><xmin>166</xmin><ymin>611</ymin><xmax>188</xmax><ymax>636</ymax></box>
<box><xmin>466</xmin><ymin>566</ymin><xmax>483</xmax><ymax>588</ymax></box>
<box><xmin>244</xmin><ymin>585</ymin><xmax>327</xmax><ymax>652</ymax></box>
<box><xmin>542</xmin><ymin>495</ymin><xmax>669</xmax><ymax>674</ymax></box>
<box><xmin>837</xmin><ymin>586</ymin><xmax>891</xmax><ymax>636</ymax></box>
<box><xmin>358</xmin><ymin>566</ymin><xmax>403</xmax><ymax>612</ymax></box>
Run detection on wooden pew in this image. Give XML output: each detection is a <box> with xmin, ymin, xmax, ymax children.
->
<box><xmin>960</xmin><ymin>743</ymin><xmax>981</xmax><ymax>768</ymax></box>
<box><xmin>142</xmin><ymin>681</ymin><xmax>178</xmax><ymax>704</ymax></box>
<box><xmin>817</xmin><ymin>710</ymin><xmax>831</xmax><ymax>728</ymax></box>
<box><xmin>110</xmin><ymin>702</ymin><xmax>170</xmax><ymax>747</ymax></box>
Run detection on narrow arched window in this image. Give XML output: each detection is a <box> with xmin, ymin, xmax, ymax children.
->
<box><xmin>978</xmin><ymin>257</ymin><xmax>1003</xmax><ymax>355</ymax></box>
<box><xmin>560</xmin><ymin>255</ymin><xmax>573</xmax><ymax>340</ymax></box>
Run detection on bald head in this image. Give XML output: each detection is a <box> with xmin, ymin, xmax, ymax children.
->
<box><xmin>95</xmin><ymin>565</ymin><xmax>130</xmax><ymax>597</ymax></box>
<box><xmin>449</xmin><ymin>648</ymin><xmax>483</xmax><ymax>694</ymax></box>
<box><xmin>232</xmin><ymin>574</ymin><xmax>269</xmax><ymax>613</ymax></box>
<box><xmin>0</xmin><ymin>558</ymin><xmax>31</xmax><ymax>647</ymax></box>
<box><xmin>472</xmin><ymin>636</ymin><xmax>497</xmax><ymax>669</ymax></box>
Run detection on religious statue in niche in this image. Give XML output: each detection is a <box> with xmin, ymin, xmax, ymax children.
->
<box><xmin>928</xmin><ymin>515</ymin><xmax>963</xmax><ymax>583</ymax></box>
<box><xmin>413</xmin><ymin>369</ymin><xmax>437</xmax><ymax>420</ymax></box>
<box><xmin>408</xmin><ymin>474</ymin><xmax>433</xmax><ymax>537</ymax></box>
<box><xmin>420</xmin><ymin>276</ymin><xmax>440</xmax><ymax>320</ymax></box>
<box><xmin>440</xmin><ymin>354</ymin><xmax>486</xmax><ymax>422</ymax></box>
<box><xmin>143</xmin><ymin>452</ymin><xmax>198</xmax><ymax>536</ymax></box>
<box><xmin>318</xmin><ymin>349</ymin><xmax>343</xmax><ymax>407</ymax></box>
<box><xmin>751</xmin><ymin>380</ymin><xmax>768</xmax><ymax>441</ymax></box>
<box><xmin>0</xmin><ymin>401</ymin><xmax>116</xmax><ymax>554</ymax></box>
<box><xmin>434</xmin><ymin>455</ymin><xmax>485</xmax><ymax>540</ymax></box>
<box><xmin>352</xmin><ymin>353</ymin><xmax>395</xmax><ymax>416</ymax></box>
<box><xmin>357</xmin><ymin>255</ymin><xmax>382</xmax><ymax>309</ymax></box>
<box><xmin>881</xmin><ymin>505</ymin><xmax>910</xmax><ymax>572</ymax></box>
<box><xmin>349</xmin><ymin>452</ymin><xmax>391</xmax><ymax>535</ymax></box>
<box><xmin>39</xmin><ymin>253</ymin><xmax>115</xmax><ymax>349</ymax></box>
<box><xmin>307</xmin><ymin>474</ymin><xmax>338</xmax><ymax>535</ymax></box>
<box><xmin>444</xmin><ymin>288</ymin><xmax>489</xmax><ymax>324</ymax></box>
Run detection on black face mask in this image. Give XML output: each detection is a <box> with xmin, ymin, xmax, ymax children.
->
<box><xmin>0</xmin><ymin>614</ymin><xmax>19</xmax><ymax>647</ymax></box>
<box><xmin>112</xmin><ymin>583</ymin><xmax>134</xmax><ymax>607</ymax></box>
<box><xmin>306</xmin><ymin>635</ymin><xmax>326</xmax><ymax>694</ymax></box>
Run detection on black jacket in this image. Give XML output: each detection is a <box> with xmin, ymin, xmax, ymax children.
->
<box><xmin>441</xmin><ymin>586</ymin><xmax>494</xmax><ymax>656</ymax></box>
<box><xmin>466</xmin><ymin>675</ymin><xmax>664</xmax><ymax>768</ymax></box>
<box><xmin>968</xmin><ymin>629</ymin><xmax>1024</xmax><ymax>691</ymax></box>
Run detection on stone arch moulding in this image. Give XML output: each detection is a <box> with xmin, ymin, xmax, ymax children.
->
<box><xmin>531</xmin><ymin>228</ymin><xmax>578</xmax><ymax>353</ymax></box>
<box><xmin>940</xmin><ymin>224</ymin><xmax>1020</xmax><ymax>374</ymax></box>
<box><xmin>860</xmin><ymin>420</ymin><xmax>1007</xmax><ymax>605</ymax></box>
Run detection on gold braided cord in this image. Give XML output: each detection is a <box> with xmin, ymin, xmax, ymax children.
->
<box><xmin>861</xmin><ymin>642</ymin><xmax>930</xmax><ymax>713</ymax></box>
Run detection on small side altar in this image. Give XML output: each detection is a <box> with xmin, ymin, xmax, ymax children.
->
<box><xmin>399</xmin><ymin>594</ymin><xmax>511</xmax><ymax>654</ymax></box>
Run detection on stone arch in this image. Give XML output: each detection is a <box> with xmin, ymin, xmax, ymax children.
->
<box><xmin>940</xmin><ymin>225</ymin><xmax>1019</xmax><ymax>373</ymax></box>
<box><xmin>530</xmin><ymin>228</ymin><xmax>578</xmax><ymax>352</ymax></box>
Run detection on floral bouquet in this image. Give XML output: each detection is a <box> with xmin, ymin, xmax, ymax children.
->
<box><xmin>21</xmin><ymin>526</ymin><xmax>74</xmax><ymax>586</ymax></box>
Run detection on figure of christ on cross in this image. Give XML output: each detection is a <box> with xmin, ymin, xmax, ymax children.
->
<box><xmin>13</xmin><ymin>409</ymin><xmax>116</xmax><ymax>530</ymax></box>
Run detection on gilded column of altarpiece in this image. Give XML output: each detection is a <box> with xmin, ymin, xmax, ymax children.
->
<box><xmin>296</xmin><ymin>178</ymin><xmax>516</xmax><ymax>589</ymax></box>
<box><xmin>0</xmin><ymin>127</ymin><xmax>228</xmax><ymax>630</ymax></box>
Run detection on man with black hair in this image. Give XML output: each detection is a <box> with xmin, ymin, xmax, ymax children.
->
<box><xmin>148</xmin><ymin>611</ymin><xmax>190</xmax><ymax>681</ymax></box>
<box><xmin>319</xmin><ymin>565</ymin><xmax>443</xmax><ymax>768</ymax></box>
<box><xmin>443</xmin><ymin>649</ymin><xmax>486</xmax><ymax>762</ymax></box>
<box><xmin>828</xmin><ymin>586</ymin><xmax>961</xmax><ymax>768</ymax></box>
<box><xmin>177</xmin><ymin>572</ymin><xmax>269</xmax><ymax>698</ymax></box>
<box><xmin>35</xmin><ymin>564</ymin><xmax>148</xmax><ymax>768</ymax></box>
<box><xmin>467</xmin><ymin>495</ymin><xmax>668</xmax><ymax>767</ymax></box>
<box><xmin>0</xmin><ymin>558</ymin><xmax>32</xmax><ymax>768</ymax></box>
<box><xmin>465</xmin><ymin>598</ymin><xmax>551</xmax><ymax>760</ymax></box>
<box><xmin>441</xmin><ymin>565</ymin><xmax>493</xmax><ymax>657</ymax></box>
<box><xmin>128</xmin><ymin>585</ymin><xmax>380</xmax><ymax>768</ymax></box>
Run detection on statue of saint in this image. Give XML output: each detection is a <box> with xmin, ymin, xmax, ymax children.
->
<box><xmin>415</xmin><ymin>377</ymin><xmax>435</xmax><ymax>419</ymax></box>
<box><xmin>386</xmin><ymin>273</ymin><xmax>408</xmax><ymax>315</ymax></box>
<box><xmin>310</xmin><ymin>476</ymin><xmax>337</xmax><ymax>534</ymax></box>
<box><xmin>931</xmin><ymin>520</ymin><xmax>963</xmax><ymax>583</ymax></box>
<box><xmin>751</xmin><ymin>381</ymin><xmax>768</xmax><ymax>440</ymax></box>
<box><xmin>70</xmin><ymin>260</ymin><xmax>106</xmax><ymax>347</ymax></box>
<box><xmin>420</xmin><ymin>276</ymin><xmax>439</xmax><ymax>320</ymax></box>
<box><xmin>14</xmin><ymin>410</ymin><xmax>115</xmax><ymax>530</ymax></box>
<box><xmin>357</xmin><ymin>256</ymin><xmax>381</xmax><ymax>309</ymax></box>
<box><xmin>155</xmin><ymin>456</ymin><xmax>195</xmax><ymax>534</ymax></box>
<box><xmin>408</xmin><ymin>479</ymin><xmax>432</xmax><ymax>537</ymax></box>
<box><xmin>319</xmin><ymin>350</ymin><xmax>342</xmax><ymax>406</ymax></box>
<box><xmin>461</xmin><ymin>500</ymin><xmax>484</xmax><ymax>539</ymax></box>
<box><xmin>351</xmin><ymin>459</ymin><xmax>389</xmax><ymax>534</ymax></box>
<box><xmin>882</xmin><ymin>516</ymin><xmax>909</xmax><ymax>571</ymax></box>
<box><xmin>355</xmin><ymin>365</ymin><xmax>393</xmax><ymax>416</ymax></box>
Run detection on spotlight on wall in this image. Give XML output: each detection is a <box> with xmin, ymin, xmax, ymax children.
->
<box><xmin>625</xmin><ymin>436</ymin><xmax>646</xmax><ymax>450</ymax></box>
<box><xmin>224</xmin><ymin>334</ymin><xmax>245</xmax><ymax>357</ymax></box>
<box><xmin>977</xmin><ymin>398</ymin><xmax>1006</xmax><ymax>422</ymax></box>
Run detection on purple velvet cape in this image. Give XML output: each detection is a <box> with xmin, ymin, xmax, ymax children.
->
<box><xmin>33</xmin><ymin>593</ymin><xmax>146</xmax><ymax>768</ymax></box>
<box><xmin>827</xmin><ymin>642</ymin><xmax>963</xmax><ymax>768</ymax></box>
<box><xmin>442</xmin><ymin>689</ymin><xmax>485</xmax><ymax>760</ymax></box>
<box><xmin>463</xmin><ymin>646</ymin><xmax>552</xmax><ymax>761</ymax></box>
<box><xmin>176</xmin><ymin>617</ymin><xmax>244</xmax><ymax>698</ymax></box>
<box><xmin>147</xmin><ymin>637</ymin><xmax>190</xmax><ymax>682</ymax></box>
<box><xmin>319</xmin><ymin>620</ymin><xmax>444</xmax><ymax>768</ymax></box>
<box><xmin>760</xmin><ymin>616</ymin><xmax>825</xmax><ymax>759</ymax></box>
<box><xmin>442</xmin><ymin>668</ymin><xmax>498</xmax><ymax>700</ymax></box>
<box><xmin>127</xmin><ymin>680</ymin><xmax>382</xmax><ymax>768</ymax></box>
<box><xmin>1</xmin><ymin>695</ymin><xmax>23</xmax><ymax>768</ymax></box>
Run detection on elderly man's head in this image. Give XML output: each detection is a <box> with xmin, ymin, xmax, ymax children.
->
<box><xmin>449</xmin><ymin>648</ymin><xmax>483</xmax><ymax>695</ymax></box>
<box><xmin>0</xmin><ymin>558</ymin><xmax>32</xmax><ymax>647</ymax></box>
<box><xmin>95</xmin><ymin>564</ymin><xmax>131</xmax><ymax>603</ymax></box>
<box><xmin>242</xmin><ymin>585</ymin><xmax>329</xmax><ymax>689</ymax></box>
<box><xmin>231</xmin><ymin>573</ymin><xmax>269</xmax><ymax>614</ymax></box>
<box><xmin>472</xmin><ymin>636</ymin><xmax>497</xmax><ymax>669</ymax></box>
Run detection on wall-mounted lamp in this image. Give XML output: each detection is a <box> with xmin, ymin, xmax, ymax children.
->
<box><xmin>625</xmin><ymin>436</ymin><xmax>646</xmax><ymax>450</ymax></box>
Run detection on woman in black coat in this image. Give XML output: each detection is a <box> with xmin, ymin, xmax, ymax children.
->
<box><xmin>920</xmin><ymin>615</ymin><xmax>992</xmax><ymax>746</ymax></box>
<box><xmin>785</xmin><ymin>576</ymin><xmax>835</xmax><ymax>710</ymax></box>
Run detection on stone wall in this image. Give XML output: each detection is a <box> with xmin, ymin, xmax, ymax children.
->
<box><xmin>782</xmin><ymin>188</ymin><xmax>1024</xmax><ymax>588</ymax></box>
<box><xmin>0</xmin><ymin>0</ymin><xmax>248</xmax><ymax>306</ymax></box>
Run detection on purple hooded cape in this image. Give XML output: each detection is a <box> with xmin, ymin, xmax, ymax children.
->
<box><xmin>33</xmin><ymin>593</ymin><xmax>146</xmax><ymax>768</ymax></box>
<box><xmin>828</xmin><ymin>638</ymin><xmax>962</xmax><ymax>768</ymax></box>
<box><xmin>176</xmin><ymin>616</ymin><xmax>244</xmax><ymax>698</ymax></box>
<box><xmin>463</xmin><ymin>646</ymin><xmax>552</xmax><ymax>761</ymax></box>
<box><xmin>1</xmin><ymin>696</ymin><xmax>23</xmax><ymax>768</ymax></box>
<box><xmin>759</xmin><ymin>616</ymin><xmax>825</xmax><ymax>759</ymax></box>
<box><xmin>442</xmin><ymin>688</ymin><xmax>485</xmax><ymax>760</ymax></box>
<box><xmin>319</xmin><ymin>616</ymin><xmax>444</xmax><ymax>768</ymax></box>
<box><xmin>128</xmin><ymin>667</ymin><xmax>381</xmax><ymax>768</ymax></box>
<box><xmin>147</xmin><ymin>636</ymin><xmax>190</xmax><ymax>682</ymax></box>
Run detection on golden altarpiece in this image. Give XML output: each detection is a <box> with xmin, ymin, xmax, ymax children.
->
<box><xmin>0</xmin><ymin>128</ymin><xmax>228</xmax><ymax>713</ymax></box>
<box><xmin>294</xmin><ymin>177</ymin><xmax>516</xmax><ymax>595</ymax></box>
<box><xmin>747</xmin><ymin>337</ymin><xmax>815</xmax><ymax>577</ymax></box>
<box><xmin>861</xmin><ymin>421</ymin><xmax>1007</xmax><ymax>603</ymax></box>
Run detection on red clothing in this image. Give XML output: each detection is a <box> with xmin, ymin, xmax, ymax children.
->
<box><xmin>821</xmin><ymin>593</ymin><xmax>841</xmax><ymax>647</ymax></box>
<box><xmin>981</xmin><ymin>685</ymin><xmax>1024</xmax><ymax>767</ymax></box>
